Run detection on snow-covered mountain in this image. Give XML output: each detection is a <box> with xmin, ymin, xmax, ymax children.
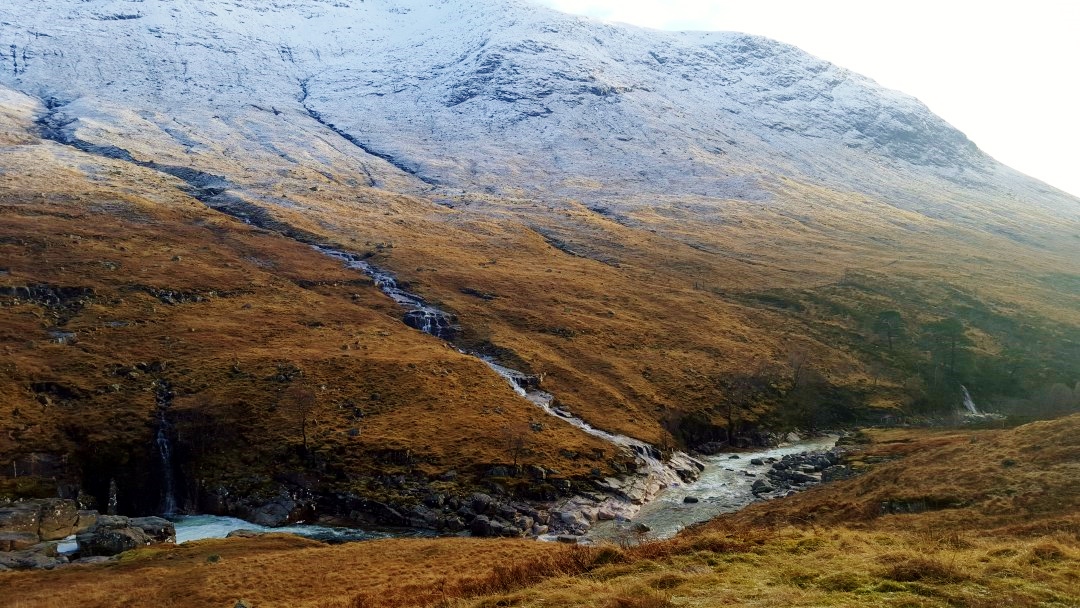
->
<box><xmin>2</xmin><ymin>0</ymin><xmax>1076</xmax><ymax>221</ymax></box>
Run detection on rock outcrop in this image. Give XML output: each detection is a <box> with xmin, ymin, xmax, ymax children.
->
<box><xmin>76</xmin><ymin>515</ymin><xmax>176</xmax><ymax>557</ymax></box>
<box><xmin>0</xmin><ymin>499</ymin><xmax>102</xmax><ymax>570</ymax></box>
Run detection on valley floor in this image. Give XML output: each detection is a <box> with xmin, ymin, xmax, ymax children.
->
<box><xmin>3</xmin><ymin>416</ymin><xmax>1077</xmax><ymax>608</ymax></box>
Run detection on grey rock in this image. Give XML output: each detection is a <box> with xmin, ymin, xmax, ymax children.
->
<box><xmin>249</xmin><ymin>499</ymin><xmax>297</xmax><ymax>527</ymax></box>
<box><xmin>750</xmin><ymin>458</ymin><xmax>765</xmax><ymax>466</ymax></box>
<box><xmin>469</xmin><ymin>493</ymin><xmax>494</xmax><ymax>515</ymax></box>
<box><xmin>226</xmin><ymin>529</ymin><xmax>263</xmax><ymax>538</ymax></box>
<box><xmin>556</xmin><ymin>535</ymin><xmax>579</xmax><ymax>544</ymax></box>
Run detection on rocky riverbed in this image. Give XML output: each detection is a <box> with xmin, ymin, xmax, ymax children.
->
<box><xmin>588</xmin><ymin>436</ymin><xmax>846</xmax><ymax>542</ymax></box>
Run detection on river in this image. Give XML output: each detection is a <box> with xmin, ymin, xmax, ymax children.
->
<box><xmin>588</xmin><ymin>436</ymin><xmax>838</xmax><ymax>541</ymax></box>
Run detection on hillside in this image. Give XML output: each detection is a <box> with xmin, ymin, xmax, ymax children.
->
<box><xmin>2</xmin><ymin>415</ymin><xmax>1076</xmax><ymax>607</ymax></box>
<box><xmin>0</xmin><ymin>0</ymin><xmax>1077</xmax><ymax>522</ymax></box>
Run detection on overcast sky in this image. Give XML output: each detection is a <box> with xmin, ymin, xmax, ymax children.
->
<box><xmin>536</xmin><ymin>0</ymin><xmax>1080</xmax><ymax>199</ymax></box>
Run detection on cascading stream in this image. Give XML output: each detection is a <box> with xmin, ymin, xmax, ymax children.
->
<box><xmin>155</xmin><ymin>380</ymin><xmax>178</xmax><ymax>517</ymax></box>
<box><xmin>313</xmin><ymin>245</ymin><xmax>702</xmax><ymax>507</ymax></box>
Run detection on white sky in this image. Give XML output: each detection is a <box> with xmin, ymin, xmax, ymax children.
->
<box><xmin>536</xmin><ymin>0</ymin><xmax>1080</xmax><ymax>198</ymax></box>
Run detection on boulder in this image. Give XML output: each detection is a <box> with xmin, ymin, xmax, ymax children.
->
<box><xmin>249</xmin><ymin>499</ymin><xmax>297</xmax><ymax>527</ymax></box>
<box><xmin>556</xmin><ymin>535</ymin><xmax>579</xmax><ymax>544</ymax></box>
<box><xmin>0</xmin><ymin>550</ymin><xmax>65</xmax><ymax>570</ymax></box>
<box><xmin>226</xmin><ymin>529</ymin><xmax>263</xmax><ymax>539</ymax></box>
<box><xmin>789</xmin><ymin>472</ymin><xmax>818</xmax><ymax>485</ymax></box>
<box><xmin>751</xmin><ymin>479</ymin><xmax>775</xmax><ymax>494</ymax></box>
<box><xmin>682</xmin><ymin>496</ymin><xmax>700</xmax><ymax>504</ymax></box>
<box><xmin>750</xmin><ymin>458</ymin><xmax>765</xmax><ymax>466</ymax></box>
<box><xmin>469</xmin><ymin>493</ymin><xmax>494</xmax><ymax>515</ymax></box>
<box><xmin>38</xmin><ymin>499</ymin><xmax>81</xmax><ymax>541</ymax></box>
<box><xmin>470</xmin><ymin>515</ymin><xmax>519</xmax><ymax>537</ymax></box>
<box><xmin>76</xmin><ymin>515</ymin><xmax>176</xmax><ymax>557</ymax></box>
<box><xmin>75</xmin><ymin>510</ymin><xmax>99</xmax><ymax>534</ymax></box>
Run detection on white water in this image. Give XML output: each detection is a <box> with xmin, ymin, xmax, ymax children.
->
<box><xmin>960</xmin><ymin>385</ymin><xmax>981</xmax><ymax>416</ymax></box>
<box><xmin>314</xmin><ymin>246</ymin><xmax>456</xmax><ymax>339</ymax></box>
<box><xmin>481</xmin><ymin>358</ymin><xmax>700</xmax><ymax>489</ymax></box>
<box><xmin>590</xmin><ymin>436</ymin><xmax>838</xmax><ymax>541</ymax></box>
<box><xmin>169</xmin><ymin>515</ymin><xmax>394</xmax><ymax>544</ymax></box>
<box><xmin>56</xmin><ymin>516</ymin><xmax>397</xmax><ymax>553</ymax></box>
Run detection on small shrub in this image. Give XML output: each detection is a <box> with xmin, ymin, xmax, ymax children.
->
<box><xmin>882</xmin><ymin>555</ymin><xmax>966</xmax><ymax>583</ymax></box>
<box><xmin>1028</xmin><ymin>542</ymin><xmax>1067</xmax><ymax>563</ymax></box>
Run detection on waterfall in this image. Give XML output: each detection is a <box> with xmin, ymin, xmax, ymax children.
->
<box><xmin>313</xmin><ymin>244</ymin><xmax>703</xmax><ymax>507</ymax></box>
<box><xmin>314</xmin><ymin>246</ymin><xmax>457</xmax><ymax>340</ymax></box>
<box><xmin>960</xmin><ymin>385</ymin><xmax>981</xmax><ymax>416</ymax></box>
<box><xmin>107</xmin><ymin>478</ymin><xmax>119</xmax><ymax>515</ymax></box>
<box><xmin>155</xmin><ymin>381</ymin><xmax>178</xmax><ymax>517</ymax></box>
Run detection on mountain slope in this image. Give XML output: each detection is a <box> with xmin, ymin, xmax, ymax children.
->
<box><xmin>0</xmin><ymin>0</ymin><xmax>1077</xmax><ymax>521</ymax></box>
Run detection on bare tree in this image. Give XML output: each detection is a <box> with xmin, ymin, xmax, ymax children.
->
<box><xmin>500</xmin><ymin>423</ymin><xmax>531</xmax><ymax>469</ymax></box>
<box><xmin>282</xmin><ymin>385</ymin><xmax>317</xmax><ymax>450</ymax></box>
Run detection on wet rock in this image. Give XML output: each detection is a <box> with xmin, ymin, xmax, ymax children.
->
<box><xmin>751</xmin><ymin>479</ymin><xmax>775</xmax><ymax>494</ymax></box>
<box><xmin>76</xmin><ymin>515</ymin><xmax>176</xmax><ymax>557</ymax></box>
<box><xmin>247</xmin><ymin>496</ymin><xmax>309</xmax><ymax>527</ymax></box>
<box><xmin>789</xmin><ymin>471</ymin><xmax>818</xmax><ymax>485</ymax></box>
<box><xmin>682</xmin><ymin>496</ymin><xmax>699</xmax><ymax>504</ymax></box>
<box><xmin>556</xmin><ymin>535</ymin><xmax>579</xmax><ymax>544</ymax></box>
<box><xmin>632</xmin><ymin>522</ymin><xmax>651</xmax><ymax>533</ymax></box>
<box><xmin>750</xmin><ymin>458</ymin><xmax>765</xmax><ymax>466</ymax></box>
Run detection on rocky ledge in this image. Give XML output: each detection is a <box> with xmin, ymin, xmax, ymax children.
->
<box><xmin>0</xmin><ymin>499</ymin><xmax>176</xmax><ymax>570</ymax></box>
